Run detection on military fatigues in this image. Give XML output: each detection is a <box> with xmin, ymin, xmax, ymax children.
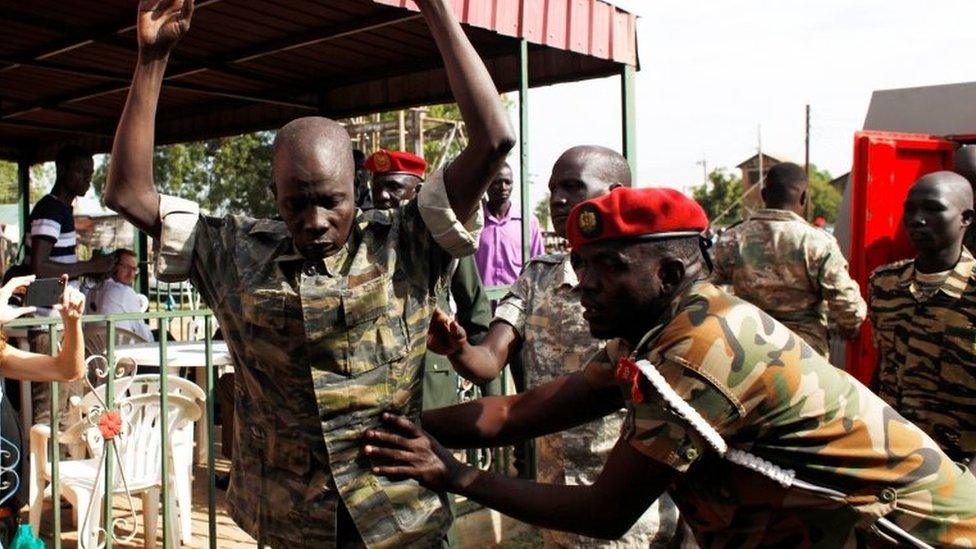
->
<box><xmin>421</xmin><ymin>256</ymin><xmax>491</xmax><ymax>549</ymax></box>
<box><xmin>589</xmin><ymin>280</ymin><xmax>976</xmax><ymax>547</ymax></box>
<box><xmin>711</xmin><ymin>208</ymin><xmax>866</xmax><ymax>356</ymax></box>
<box><xmin>869</xmin><ymin>248</ymin><xmax>976</xmax><ymax>464</ymax></box>
<box><xmin>494</xmin><ymin>253</ymin><xmax>678</xmax><ymax>548</ymax></box>
<box><xmin>156</xmin><ymin>170</ymin><xmax>481</xmax><ymax>548</ymax></box>
<box><xmin>422</xmin><ymin>256</ymin><xmax>492</xmax><ymax>411</ymax></box>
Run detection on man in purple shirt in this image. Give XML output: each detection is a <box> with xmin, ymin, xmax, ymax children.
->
<box><xmin>475</xmin><ymin>163</ymin><xmax>545</xmax><ymax>287</ymax></box>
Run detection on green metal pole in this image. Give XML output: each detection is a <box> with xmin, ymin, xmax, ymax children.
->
<box><xmin>516</xmin><ymin>38</ymin><xmax>536</xmax><ymax>481</ymax></box>
<box><xmin>48</xmin><ymin>323</ymin><xmax>61</xmax><ymax>549</ymax></box>
<box><xmin>621</xmin><ymin>64</ymin><xmax>637</xmax><ymax>180</ymax></box>
<box><xmin>134</xmin><ymin>230</ymin><xmax>149</xmax><ymax>298</ymax></box>
<box><xmin>17</xmin><ymin>160</ymin><xmax>30</xmax><ymax>251</ymax></box>
<box><xmin>519</xmin><ymin>39</ymin><xmax>531</xmax><ymax>265</ymax></box>
<box><xmin>104</xmin><ymin>321</ymin><xmax>116</xmax><ymax>549</ymax></box>
<box><xmin>205</xmin><ymin>315</ymin><xmax>217</xmax><ymax>548</ymax></box>
<box><xmin>159</xmin><ymin>318</ymin><xmax>171</xmax><ymax>548</ymax></box>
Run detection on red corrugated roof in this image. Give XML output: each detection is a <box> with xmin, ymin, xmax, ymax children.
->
<box><xmin>0</xmin><ymin>0</ymin><xmax>638</xmax><ymax>162</ymax></box>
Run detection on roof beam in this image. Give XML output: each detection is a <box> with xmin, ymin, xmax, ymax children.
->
<box><xmin>0</xmin><ymin>3</ymin><xmax>289</xmax><ymax>89</ymax></box>
<box><xmin>0</xmin><ymin>118</ymin><xmax>113</xmax><ymax>138</ymax></box>
<box><xmin>0</xmin><ymin>9</ymin><xmax>419</xmax><ymax>120</ymax></box>
<box><xmin>0</xmin><ymin>0</ymin><xmax>225</xmax><ymax>72</ymax></box>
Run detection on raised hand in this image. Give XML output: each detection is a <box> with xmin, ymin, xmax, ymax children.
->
<box><xmin>53</xmin><ymin>276</ymin><xmax>85</xmax><ymax>325</ymax></box>
<box><xmin>0</xmin><ymin>275</ymin><xmax>36</xmax><ymax>323</ymax></box>
<box><xmin>426</xmin><ymin>308</ymin><xmax>468</xmax><ymax>356</ymax></box>
<box><xmin>138</xmin><ymin>0</ymin><xmax>195</xmax><ymax>59</ymax></box>
<box><xmin>364</xmin><ymin>413</ymin><xmax>468</xmax><ymax>493</ymax></box>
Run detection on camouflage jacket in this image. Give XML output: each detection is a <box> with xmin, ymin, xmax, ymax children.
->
<box><xmin>869</xmin><ymin>247</ymin><xmax>976</xmax><ymax>463</ymax></box>
<box><xmin>710</xmin><ymin>208</ymin><xmax>866</xmax><ymax>355</ymax></box>
<box><xmin>588</xmin><ymin>281</ymin><xmax>976</xmax><ymax>547</ymax></box>
<box><xmin>495</xmin><ymin>254</ymin><xmax>677</xmax><ymax>548</ymax></box>
<box><xmin>156</xmin><ymin>171</ymin><xmax>479</xmax><ymax>548</ymax></box>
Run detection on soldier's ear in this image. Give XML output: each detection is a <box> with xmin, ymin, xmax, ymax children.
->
<box><xmin>963</xmin><ymin>208</ymin><xmax>974</xmax><ymax>228</ymax></box>
<box><xmin>658</xmin><ymin>257</ymin><xmax>686</xmax><ymax>295</ymax></box>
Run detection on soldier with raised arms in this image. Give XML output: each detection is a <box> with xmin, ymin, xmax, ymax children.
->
<box><xmin>104</xmin><ymin>0</ymin><xmax>514</xmax><ymax>546</ymax></box>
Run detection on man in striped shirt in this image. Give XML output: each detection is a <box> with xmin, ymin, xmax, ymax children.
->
<box><xmin>27</xmin><ymin>145</ymin><xmax>116</xmax><ymax>426</ymax></box>
<box><xmin>869</xmin><ymin>170</ymin><xmax>976</xmax><ymax>469</ymax></box>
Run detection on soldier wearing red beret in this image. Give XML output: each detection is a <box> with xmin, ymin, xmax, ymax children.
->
<box><xmin>365</xmin><ymin>149</ymin><xmax>428</xmax><ymax>210</ymax></box>
<box><xmin>367</xmin><ymin>187</ymin><xmax>976</xmax><ymax>547</ymax></box>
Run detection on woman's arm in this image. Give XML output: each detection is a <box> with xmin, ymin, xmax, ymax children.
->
<box><xmin>1</xmin><ymin>280</ymin><xmax>86</xmax><ymax>383</ymax></box>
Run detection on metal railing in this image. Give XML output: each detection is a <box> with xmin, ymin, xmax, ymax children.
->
<box><xmin>4</xmin><ymin>309</ymin><xmax>218</xmax><ymax>549</ymax></box>
<box><xmin>3</xmin><ymin>305</ymin><xmax>519</xmax><ymax>545</ymax></box>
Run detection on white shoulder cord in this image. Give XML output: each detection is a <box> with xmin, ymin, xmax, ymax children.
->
<box><xmin>633</xmin><ymin>360</ymin><xmax>933</xmax><ymax>549</ymax></box>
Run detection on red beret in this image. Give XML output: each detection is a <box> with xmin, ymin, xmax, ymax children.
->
<box><xmin>364</xmin><ymin>149</ymin><xmax>427</xmax><ymax>179</ymax></box>
<box><xmin>567</xmin><ymin>187</ymin><xmax>709</xmax><ymax>250</ymax></box>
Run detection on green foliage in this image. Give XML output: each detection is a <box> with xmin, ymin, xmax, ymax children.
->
<box><xmin>93</xmin><ymin>132</ymin><xmax>275</xmax><ymax>217</ymax></box>
<box><xmin>0</xmin><ymin>162</ymin><xmax>15</xmax><ymax>203</ymax></box>
<box><xmin>692</xmin><ymin>168</ymin><xmax>743</xmax><ymax>226</ymax></box>
<box><xmin>691</xmin><ymin>164</ymin><xmax>843</xmax><ymax>226</ymax></box>
<box><xmin>423</xmin><ymin>104</ymin><xmax>466</xmax><ymax>166</ymax></box>
<box><xmin>806</xmin><ymin>163</ymin><xmax>842</xmax><ymax>223</ymax></box>
<box><xmin>535</xmin><ymin>193</ymin><xmax>550</xmax><ymax>231</ymax></box>
<box><xmin>0</xmin><ymin>161</ymin><xmax>58</xmax><ymax>205</ymax></box>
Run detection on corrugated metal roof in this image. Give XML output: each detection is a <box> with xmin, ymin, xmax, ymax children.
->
<box><xmin>0</xmin><ymin>0</ymin><xmax>638</xmax><ymax>162</ymax></box>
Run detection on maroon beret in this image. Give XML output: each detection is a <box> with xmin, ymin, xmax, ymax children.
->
<box><xmin>567</xmin><ymin>187</ymin><xmax>709</xmax><ymax>250</ymax></box>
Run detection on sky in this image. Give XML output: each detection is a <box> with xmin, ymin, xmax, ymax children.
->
<box><xmin>513</xmin><ymin>0</ymin><xmax>976</xmax><ymax>214</ymax></box>
<box><xmin>75</xmin><ymin>1</ymin><xmax>975</xmax><ymax>220</ymax></box>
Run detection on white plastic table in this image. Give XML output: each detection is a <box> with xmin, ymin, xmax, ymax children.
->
<box><xmin>114</xmin><ymin>341</ymin><xmax>233</xmax><ymax>463</ymax></box>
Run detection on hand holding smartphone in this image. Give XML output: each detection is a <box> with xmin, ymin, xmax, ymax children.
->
<box><xmin>23</xmin><ymin>277</ymin><xmax>66</xmax><ymax>308</ymax></box>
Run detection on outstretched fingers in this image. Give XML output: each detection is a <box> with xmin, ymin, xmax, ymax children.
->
<box><xmin>380</xmin><ymin>412</ymin><xmax>423</xmax><ymax>438</ymax></box>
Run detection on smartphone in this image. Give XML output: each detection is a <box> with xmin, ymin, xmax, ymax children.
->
<box><xmin>23</xmin><ymin>278</ymin><xmax>65</xmax><ymax>308</ymax></box>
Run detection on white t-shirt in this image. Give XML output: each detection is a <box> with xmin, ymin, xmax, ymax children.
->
<box><xmin>88</xmin><ymin>278</ymin><xmax>153</xmax><ymax>342</ymax></box>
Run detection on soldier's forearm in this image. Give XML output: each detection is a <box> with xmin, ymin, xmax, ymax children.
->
<box><xmin>105</xmin><ymin>56</ymin><xmax>167</xmax><ymax>239</ymax></box>
<box><xmin>421</xmin><ymin>371</ymin><xmax>622</xmax><ymax>449</ymax></box>
<box><xmin>448</xmin><ymin>341</ymin><xmax>505</xmax><ymax>385</ymax></box>
<box><xmin>416</xmin><ymin>0</ymin><xmax>515</xmax><ymax>220</ymax></box>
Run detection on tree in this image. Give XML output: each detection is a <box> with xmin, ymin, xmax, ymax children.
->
<box><xmin>0</xmin><ymin>161</ymin><xmax>59</xmax><ymax>206</ymax></box>
<box><xmin>92</xmin><ymin>132</ymin><xmax>275</xmax><ymax>217</ymax></box>
<box><xmin>535</xmin><ymin>193</ymin><xmax>551</xmax><ymax>232</ymax></box>
<box><xmin>806</xmin><ymin>164</ymin><xmax>842</xmax><ymax>224</ymax></box>
<box><xmin>691</xmin><ymin>168</ymin><xmax>743</xmax><ymax>227</ymax></box>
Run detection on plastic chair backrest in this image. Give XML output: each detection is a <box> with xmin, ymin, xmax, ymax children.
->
<box><xmin>81</xmin><ymin>391</ymin><xmax>201</xmax><ymax>489</ymax></box>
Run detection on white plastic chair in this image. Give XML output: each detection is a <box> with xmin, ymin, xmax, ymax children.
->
<box><xmin>29</xmin><ymin>378</ymin><xmax>203</xmax><ymax>548</ymax></box>
<box><xmin>82</xmin><ymin>325</ymin><xmax>149</xmax><ymax>357</ymax></box>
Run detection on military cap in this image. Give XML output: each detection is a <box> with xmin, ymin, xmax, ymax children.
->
<box><xmin>567</xmin><ymin>187</ymin><xmax>709</xmax><ymax>250</ymax></box>
<box><xmin>365</xmin><ymin>149</ymin><xmax>427</xmax><ymax>178</ymax></box>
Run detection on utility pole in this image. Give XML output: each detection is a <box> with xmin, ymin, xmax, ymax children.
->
<box><xmin>757</xmin><ymin>124</ymin><xmax>763</xmax><ymax>186</ymax></box>
<box><xmin>695</xmin><ymin>156</ymin><xmax>708</xmax><ymax>187</ymax></box>
<box><xmin>804</xmin><ymin>104</ymin><xmax>811</xmax><ymax>177</ymax></box>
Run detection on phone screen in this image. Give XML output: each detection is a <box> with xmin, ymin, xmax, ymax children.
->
<box><xmin>23</xmin><ymin>278</ymin><xmax>65</xmax><ymax>308</ymax></box>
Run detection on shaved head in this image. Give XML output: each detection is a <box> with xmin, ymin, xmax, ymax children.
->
<box><xmin>272</xmin><ymin>117</ymin><xmax>357</xmax><ymax>260</ymax></box>
<box><xmin>549</xmin><ymin>145</ymin><xmax>632</xmax><ymax>238</ymax></box>
<box><xmin>273</xmin><ymin>117</ymin><xmax>354</xmax><ymax>186</ymax></box>
<box><xmin>762</xmin><ymin>162</ymin><xmax>808</xmax><ymax>211</ymax></box>
<box><xmin>553</xmin><ymin>145</ymin><xmax>633</xmax><ymax>189</ymax></box>
<box><xmin>904</xmin><ymin>171</ymin><xmax>974</xmax><ymax>264</ymax></box>
<box><xmin>913</xmin><ymin>170</ymin><xmax>973</xmax><ymax>206</ymax></box>
<box><xmin>955</xmin><ymin>145</ymin><xmax>976</xmax><ymax>187</ymax></box>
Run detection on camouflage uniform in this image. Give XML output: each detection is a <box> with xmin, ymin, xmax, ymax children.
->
<box><xmin>156</xmin><ymin>170</ymin><xmax>481</xmax><ymax>548</ymax></box>
<box><xmin>587</xmin><ymin>280</ymin><xmax>976</xmax><ymax>547</ymax></box>
<box><xmin>422</xmin><ymin>256</ymin><xmax>492</xmax><ymax>411</ymax></box>
<box><xmin>422</xmin><ymin>256</ymin><xmax>491</xmax><ymax>549</ymax></box>
<box><xmin>494</xmin><ymin>253</ymin><xmax>678</xmax><ymax>548</ymax></box>
<box><xmin>710</xmin><ymin>208</ymin><xmax>866</xmax><ymax>357</ymax></box>
<box><xmin>869</xmin><ymin>247</ymin><xmax>976</xmax><ymax>464</ymax></box>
